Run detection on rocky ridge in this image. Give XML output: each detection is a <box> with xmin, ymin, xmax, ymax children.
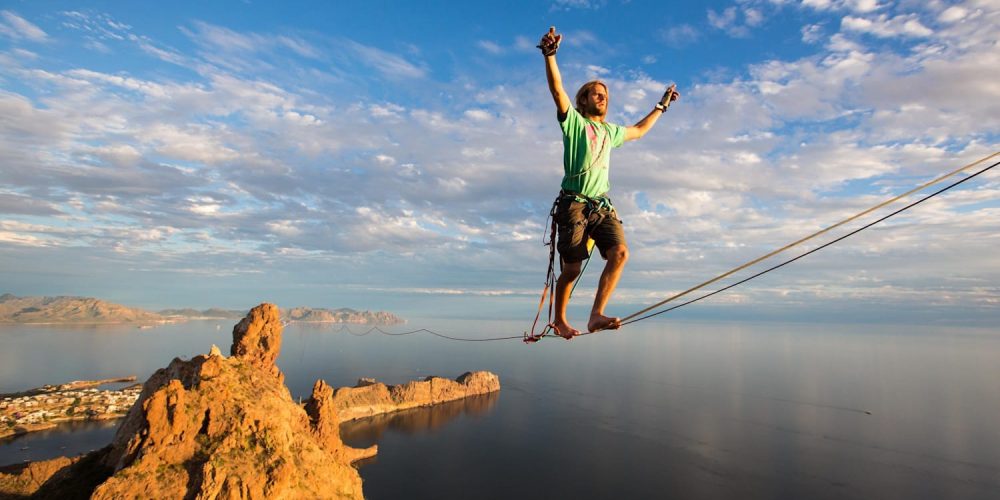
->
<box><xmin>332</xmin><ymin>372</ymin><xmax>500</xmax><ymax>422</ymax></box>
<box><xmin>284</xmin><ymin>307</ymin><xmax>404</xmax><ymax>325</ymax></box>
<box><xmin>0</xmin><ymin>294</ymin><xmax>162</xmax><ymax>324</ymax></box>
<box><xmin>0</xmin><ymin>294</ymin><xmax>404</xmax><ymax>325</ymax></box>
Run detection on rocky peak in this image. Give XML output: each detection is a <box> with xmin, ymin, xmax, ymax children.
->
<box><xmin>230</xmin><ymin>302</ymin><xmax>283</xmax><ymax>382</ymax></box>
<box><xmin>86</xmin><ymin>303</ymin><xmax>367</xmax><ymax>499</ymax></box>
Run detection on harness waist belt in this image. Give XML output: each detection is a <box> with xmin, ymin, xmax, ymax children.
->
<box><xmin>558</xmin><ymin>190</ymin><xmax>615</xmax><ymax>213</ymax></box>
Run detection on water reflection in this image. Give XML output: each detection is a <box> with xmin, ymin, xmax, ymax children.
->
<box><xmin>3</xmin><ymin>319</ymin><xmax>1000</xmax><ymax>499</ymax></box>
<box><xmin>340</xmin><ymin>391</ymin><xmax>499</xmax><ymax>448</ymax></box>
<box><xmin>0</xmin><ymin>419</ymin><xmax>119</xmax><ymax>465</ymax></box>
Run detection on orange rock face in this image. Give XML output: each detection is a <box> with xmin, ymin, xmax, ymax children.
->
<box><xmin>86</xmin><ymin>303</ymin><xmax>366</xmax><ymax>499</ymax></box>
<box><xmin>333</xmin><ymin>371</ymin><xmax>501</xmax><ymax>422</ymax></box>
<box><xmin>230</xmin><ymin>302</ymin><xmax>284</xmax><ymax>383</ymax></box>
<box><xmin>0</xmin><ymin>456</ymin><xmax>77</xmax><ymax>497</ymax></box>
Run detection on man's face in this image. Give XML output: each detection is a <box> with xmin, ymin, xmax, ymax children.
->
<box><xmin>586</xmin><ymin>86</ymin><xmax>608</xmax><ymax>118</ymax></box>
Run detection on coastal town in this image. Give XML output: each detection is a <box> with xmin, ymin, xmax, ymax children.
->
<box><xmin>0</xmin><ymin>378</ymin><xmax>141</xmax><ymax>439</ymax></box>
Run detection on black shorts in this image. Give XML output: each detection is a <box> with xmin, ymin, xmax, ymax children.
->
<box><xmin>553</xmin><ymin>197</ymin><xmax>626</xmax><ymax>263</ymax></box>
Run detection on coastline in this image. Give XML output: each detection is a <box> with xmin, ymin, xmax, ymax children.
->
<box><xmin>1</xmin><ymin>379</ymin><xmax>141</xmax><ymax>440</ymax></box>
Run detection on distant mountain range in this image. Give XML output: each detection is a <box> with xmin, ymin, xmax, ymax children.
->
<box><xmin>0</xmin><ymin>294</ymin><xmax>404</xmax><ymax>325</ymax></box>
<box><xmin>0</xmin><ymin>294</ymin><xmax>161</xmax><ymax>324</ymax></box>
<box><xmin>285</xmin><ymin>307</ymin><xmax>404</xmax><ymax>324</ymax></box>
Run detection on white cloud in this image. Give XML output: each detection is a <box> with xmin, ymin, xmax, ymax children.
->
<box><xmin>511</xmin><ymin>36</ymin><xmax>534</xmax><ymax>53</ymax></box>
<box><xmin>370</xmin><ymin>102</ymin><xmax>405</xmax><ymax>119</ymax></box>
<box><xmin>0</xmin><ymin>11</ymin><xmax>48</xmax><ymax>42</ymax></box>
<box><xmin>186</xmin><ymin>196</ymin><xmax>222</xmax><ymax>215</ymax></box>
<box><xmin>85</xmin><ymin>144</ymin><xmax>143</xmax><ymax>166</ymax></box>
<box><xmin>0</xmin><ymin>231</ymin><xmax>50</xmax><ymax>246</ymax></box>
<box><xmin>841</xmin><ymin>14</ymin><xmax>934</xmax><ymax>38</ymax></box>
<box><xmin>801</xmin><ymin>0</ymin><xmax>884</xmax><ymax>13</ymax></box>
<box><xmin>266</xmin><ymin>220</ymin><xmax>303</xmax><ymax>237</ymax></box>
<box><xmin>708</xmin><ymin>7</ymin><xmax>745</xmax><ymax>37</ymax></box>
<box><xmin>145</xmin><ymin>124</ymin><xmax>240</xmax><ymax>164</ymax></box>
<box><xmin>661</xmin><ymin>24</ymin><xmax>701</xmax><ymax>47</ymax></box>
<box><xmin>563</xmin><ymin>30</ymin><xmax>599</xmax><ymax>48</ymax></box>
<box><xmin>801</xmin><ymin>23</ymin><xmax>825</xmax><ymax>43</ymax></box>
<box><xmin>460</xmin><ymin>147</ymin><xmax>495</xmax><ymax>159</ymax></box>
<box><xmin>343</xmin><ymin>40</ymin><xmax>427</xmax><ymax>79</ymax></box>
<box><xmin>464</xmin><ymin>109</ymin><xmax>492</xmax><ymax>121</ymax></box>
<box><xmin>551</xmin><ymin>0</ymin><xmax>607</xmax><ymax>10</ymax></box>
<box><xmin>374</xmin><ymin>154</ymin><xmax>396</xmax><ymax>166</ymax></box>
<box><xmin>938</xmin><ymin>6</ymin><xmax>968</xmax><ymax>23</ymax></box>
<box><xmin>476</xmin><ymin>40</ymin><xmax>504</xmax><ymax>55</ymax></box>
<box><xmin>707</xmin><ymin>4</ymin><xmax>774</xmax><ymax>38</ymax></box>
<box><xmin>802</xmin><ymin>0</ymin><xmax>834</xmax><ymax>10</ymax></box>
<box><xmin>586</xmin><ymin>64</ymin><xmax>610</xmax><ymax>77</ymax></box>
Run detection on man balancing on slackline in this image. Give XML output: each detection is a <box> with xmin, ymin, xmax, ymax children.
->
<box><xmin>539</xmin><ymin>26</ymin><xmax>679</xmax><ymax>339</ymax></box>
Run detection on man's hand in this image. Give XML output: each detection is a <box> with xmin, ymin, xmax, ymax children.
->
<box><xmin>538</xmin><ymin>26</ymin><xmax>562</xmax><ymax>57</ymax></box>
<box><xmin>658</xmin><ymin>84</ymin><xmax>680</xmax><ymax>109</ymax></box>
<box><xmin>626</xmin><ymin>83</ymin><xmax>680</xmax><ymax>141</ymax></box>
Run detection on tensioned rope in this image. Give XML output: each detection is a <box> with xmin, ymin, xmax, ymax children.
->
<box><xmin>601</xmin><ymin>151</ymin><xmax>999</xmax><ymax>331</ymax></box>
<box><xmin>326</xmin><ymin>152</ymin><xmax>997</xmax><ymax>342</ymax></box>
<box><xmin>587</xmin><ymin>154</ymin><xmax>999</xmax><ymax>334</ymax></box>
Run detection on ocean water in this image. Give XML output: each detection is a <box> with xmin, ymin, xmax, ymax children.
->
<box><xmin>1</xmin><ymin>318</ymin><xmax>999</xmax><ymax>499</ymax></box>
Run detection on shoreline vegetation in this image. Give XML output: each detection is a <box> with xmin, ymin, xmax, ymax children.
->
<box><xmin>0</xmin><ymin>293</ymin><xmax>405</xmax><ymax>326</ymax></box>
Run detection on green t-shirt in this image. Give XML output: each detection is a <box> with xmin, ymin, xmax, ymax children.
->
<box><xmin>559</xmin><ymin>107</ymin><xmax>626</xmax><ymax>198</ymax></box>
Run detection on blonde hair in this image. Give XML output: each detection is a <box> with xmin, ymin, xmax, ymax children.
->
<box><xmin>575</xmin><ymin>80</ymin><xmax>609</xmax><ymax>113</ymax></box>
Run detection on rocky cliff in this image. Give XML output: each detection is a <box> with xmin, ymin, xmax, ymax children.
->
<box><xmin>1</xmin><ymin>304</ymin><xmax>370</xmax><ymax>499</ymax></box>
<box><xmin>332</xmin><ymin>372</ymin><xmax>500</xmax><ymax>422</ymax></box>
<box><xmin>0</xmin><ymin>294</ymin><xmax>162</xmax><ymax>324</ymax></box>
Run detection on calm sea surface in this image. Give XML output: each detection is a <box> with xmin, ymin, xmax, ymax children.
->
<box><xmin>1</xmin><ymin>318</ymin><xmax>999</xmax><ymax>499</ymax></box>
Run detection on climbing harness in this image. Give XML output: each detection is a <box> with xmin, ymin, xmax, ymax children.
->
<box><xmin>525</xmin><ymin>190</ymin><xmax>615</xmax><ymax>342</ymax></box>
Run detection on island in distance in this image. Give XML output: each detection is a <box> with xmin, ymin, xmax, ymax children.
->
<box><xmin>0</xmin><ymin>294</ymin><xmax>405</xmax><ymax>325</ymax></box>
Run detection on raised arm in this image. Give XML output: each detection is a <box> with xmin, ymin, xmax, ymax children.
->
<box><xmin>540</xmin><ymin>27</ymin><xmax>571</xmax><ymax>116</ymax></box>
<box><xmin>624</xmin><ymin>84</ymin><xmax>680</xmax><ymax>141</ymax></box>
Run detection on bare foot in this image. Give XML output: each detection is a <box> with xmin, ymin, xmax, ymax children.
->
<box><xmin>551</xmin><ymin>321</ymin><xmax>580</xmax><ymax>340</ymax></box>
<box><xmin>588</xmin><ymin>313</ymin><xmax>621</xmax><ymax>332</ymax></box>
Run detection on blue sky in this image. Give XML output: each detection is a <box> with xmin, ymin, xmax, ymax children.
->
<box><xmin>1</xmin><ymin>0</ymin><xmax>997</xmax><ymax>324</ymax></box>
